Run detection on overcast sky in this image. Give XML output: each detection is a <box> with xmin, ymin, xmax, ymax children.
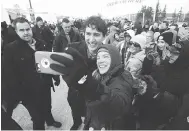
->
<box><xmin>1</xmin><ymin>0</ymin><xmax>189</xmax><ymax>18</ymax></box>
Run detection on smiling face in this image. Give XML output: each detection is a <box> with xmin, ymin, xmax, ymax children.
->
<box><xmin>15</xmin><ymin>22</ymin><xmax>33</xmax><ymax>42</ymax></box>
<box><xmin>97</xmin><ymin>50</ymin><xmax>111</xmax><ymax>75</ymax></box>
<box><xmin>157</xmin><ymin>39</ymin><xmax>166</xmax><ymax>50</ymax></box>
<box><xmin>129</xmin><ymin>41</ymin><xmax>141</xmax><ymax>53</ymax></box>
<box><xmin>85</xmin><ymin>25</ymin><xmax>105</xmax><ymax>54</ymax></box>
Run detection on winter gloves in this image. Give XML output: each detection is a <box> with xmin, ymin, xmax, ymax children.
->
<box><xmin>49</xmin><ymin>47</ymin><xmax>104</xmax><ymax>100</ymax></box>
<box><xmin>50</xmin><ymin>47</ymin><xmax>88</xmax><ymax>87</ymax></box>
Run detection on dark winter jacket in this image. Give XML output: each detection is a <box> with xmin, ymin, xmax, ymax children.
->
<box><xmin>1</xmin><ymin>28</ymin><xmax>9</xmax><ymax>55</ymax></box>
<box><xmin>2</xmin><ymin>38</ymin><xmax>52</xmax><ymax>106</ymax></box>
<box><xmin>159</xmin><ymin>42</ymin><xmax>189</xmax><ymax>130</ymax></box>
<box><xmin>32</xmin><ymin>25</ymin><xmax>54</xmax><ymax>51</ymax></box>
<box><xmin>53</xmin><ymin>28</ymin><xmax>82</xmax><ymax>52</ymax></box>
<box><xmin>140</xmin><ymin>41</ymin><xmax>189</xmax><ymax>129</ymax></box>
<box><xmin>7</xmin><ymin>25</ymin><xmax>19</xmax><ymax>43</ymax></box>
<box><xmin>76</xmin><ymin>45</ymin><xmax>134</xmax><ymax>130</ymax></box>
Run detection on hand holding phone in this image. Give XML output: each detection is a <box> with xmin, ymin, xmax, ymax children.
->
<box><xmin>35</xmin><ymin>51</ymin><xmax>73</xmax><ymax>75</ymax></box>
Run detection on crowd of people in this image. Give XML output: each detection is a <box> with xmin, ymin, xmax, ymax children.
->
<box><xmin>1</xmin><ymin>15</ymin><xmax>189</xmax><ymax>130</ymax></box>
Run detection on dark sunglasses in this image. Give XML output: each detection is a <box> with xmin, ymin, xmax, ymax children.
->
<box><xmin>130</xmin><ymin>41</ymin><xmax>141</xmax><ymax>48</ymax></box>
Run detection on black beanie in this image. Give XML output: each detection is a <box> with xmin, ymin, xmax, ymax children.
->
<box><xmin>36</xmin><ymin>17</ymin><xmax>43</xmax><ymax>22</ymax></box>
<box><xmin>157</xmin><ymin>31</ymin><xmax>174</xmax><ymax>46</ymax></box>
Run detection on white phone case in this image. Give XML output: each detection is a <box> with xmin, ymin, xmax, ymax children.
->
<box><xmin>35</xmin><ymin>51</ymin><xmax>73</xmax><ymax>75</ymax></box>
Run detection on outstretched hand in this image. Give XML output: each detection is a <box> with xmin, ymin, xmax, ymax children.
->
<box><xmin>50</xmin><ymin>47</ymin><xmax>88</xmax><ymax>87</ymax></box>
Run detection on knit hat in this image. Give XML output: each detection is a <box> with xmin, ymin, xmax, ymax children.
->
<box><xmin>36</xmin><ymin>17</ymin><xmax>43</xmax><ymax>22</ymax></box>
<box><xmin>131</xmin><ymin>34</ymin><xmax>146</xmax><ymax>49</ymax></box>
<box><xmin>157</xmin><ymin>31</ymin><xmax>174</xmax><ymax>46</ymax></box>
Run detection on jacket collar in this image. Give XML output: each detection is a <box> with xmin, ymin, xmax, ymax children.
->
<box><xmin>100</xmin><ymin>64</ymin><xmax>124</xmax><ymax>85</ymax></box>
<box><xmin>17</xmin><ymin>37</ymin><xmax>44</xmax><ymax>51</ymax></box>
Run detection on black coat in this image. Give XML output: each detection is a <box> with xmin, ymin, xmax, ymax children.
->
<box><xmin>32</xmin><ymin>25</ymin><xmax>54</xmax><ymax>51</ymax></box>
<box><xmin>2</xmin><ymin>38</ymin><xmax>52</xmax><ymax>105</ymax></box>
<box><xmin>139</xmin><ymin>42</ymin><xmax>189</xmax><ymax>129</ymax></box>
<box><xmin>150</xmin><ymin>27</ymin><xmax>159</xmax><ymax>33</ymax></box>
<box><xmin>7</xmin><ymin>25</ymin><xmax>19</xmax><ymax>43</ymax></box>
<box><xmin>62</xmin><ymin>41</ymin><xmax>98</xmax><ymax>119</ymax></box>
<box><xmin>53</xmin><ymin>28</ymin><xmax>82</xmax><ymax>52</ymax></box>
<box><xmin>81</xmin><ymin>66</ymin><xmax>134</xmax><ymax>130</ymax></box>
<box><xmin>62</xmin><ymin>42</ymin><xmax>135</xmax><ymax>129</ymax></box>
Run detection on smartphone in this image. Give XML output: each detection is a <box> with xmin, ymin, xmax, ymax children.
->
<box><xmin>35</xmin><ymin>51</ymin><xmax>73</xmax><ymax>75</ymax></box>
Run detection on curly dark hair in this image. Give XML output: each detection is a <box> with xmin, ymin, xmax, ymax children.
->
<box><xmin>84</xmin><ymin>16</ymin><xmax>107</xmax><ymax>37</ymax></box>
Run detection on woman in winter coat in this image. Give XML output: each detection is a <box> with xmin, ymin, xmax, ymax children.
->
<box><xmin>49</xmin><ymin>42</ymin><xmax>135</xmax><ymax>130</ymax></box>
<box><xmin>141</xmin><ymin>31</ymin><xmax>176</xmax><ymax>75</ymax></box>
<box><xmin>124</xmin><ymin>34</ymin><xmax>146</xmax><ymax>79</ymax></box>
<box><xmin>83</xmin><ymin>44</ymin><xmax>134</xmax><ymax>130</ymax></box>
<box><xmin>50</xmin><ymin>44</ymin><xmax>134</xmax><ymax>130</ymax></box>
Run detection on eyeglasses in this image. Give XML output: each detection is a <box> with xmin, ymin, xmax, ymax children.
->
<box><xmin>130</xmin><ymin>41</ymin><xmax>141</xmax><ymax>48</ymax></box>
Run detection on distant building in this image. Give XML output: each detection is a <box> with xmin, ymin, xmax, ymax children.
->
<box><xmin>164</xmin><ymin>13</ymin><xmax>185</xmax><ymax>22</ymax></box>
<box><xmin>6</xmin><ymin>8</ymin><xmax>27</xmax><ymax>21</ymax></box>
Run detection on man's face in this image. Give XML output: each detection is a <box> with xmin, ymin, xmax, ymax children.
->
<box><xmin>15</xmin><ymin>22</ymin><xmax>33</xmax><ymax>41</ymax></box>
<box><xmin>162</xmin><ymin>23</ymin><xmax>167</xmax><ymax>29</ymax></box>
<box><xmin>153</xmin><ymin>23</ymin><xmax>158</xmax><ymax>29</ymax></box>
<box><xmin>37</xmin><ymin>20</ymin><xmax>43</xmax><ymax>28</ymax></box>
<box><xmin>62</xmin><ymin>22</ymin><xmax>71</xmax><ymax>34</ymax></box>
<box><xmin>146</xmin><ymin>33</ymin><xmax>154</xmax><ymax>43</ymax></box>
<box><xmin>85</xmin><ymin>26</ymin><xmax>105</xmax><ymax>53</ymax></box>
<box><xmin>97</xmin><ymin>51</ymin><xmax>111</xmax><ymax>75</ymax></box>
<box><xmin>125</xmin><ymin>36</ymin><xmax>131</xmax><ymax>42</ymax></box>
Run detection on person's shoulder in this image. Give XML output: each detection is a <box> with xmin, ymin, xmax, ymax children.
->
<box><xmin>35</xmin><ymin>38</ymin><xmax>47</xmax><ymax>46</ymax></box>
<box><xmin>71</xmin><ymin>27</ymin><xmax>80</xmax><ymax>36</ymax></box>
<box><xmin>109</xmin><ymin>69</ymin><xmax>133</xmax><ymax>93</ymax></box>
<box><xmin>70</xmin><ymin>40</ymin><xmax>86</xmax><ymax>49</ymax></box>
<box><xmin>32</xmin><ymin>25</ymin><xmax>37</xmax><ymax>30</ymax></box>
<box><xmin>4</xmin><ymin>40</ymin><xmax>18</xmax><ymax>52</ymax></box>
<box><xmin>35</xmin><ymin>38</ymin><xmax>49</xmax><ymax>51</ymax></box>
<box><xmin>69</xmin><ymin>40</ymin><xmax>87</xmax><ymax>55</ymax></box>
<box><xmin>43</xmin><ymin>26</ymin><xmax>51</xmax><ymax>31</ymax></box>
<box><xmin>55</xmin><ymin>31</ymin><xmax>65</xmax><ymax>39</ymax></box>
<box><xmin>7</xmin><ymin>26</ymin><xmax>16</xmax><ymax>34</ymax></box>
<box><xmin>120</xmin><ymin>70</ymin><xmax>133</xmax><ymax>85</ymax></box>
<box><xmin>35</xmin><ymin>37</ymin><xmax>45</xmax><ymax>43</ymax></box>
